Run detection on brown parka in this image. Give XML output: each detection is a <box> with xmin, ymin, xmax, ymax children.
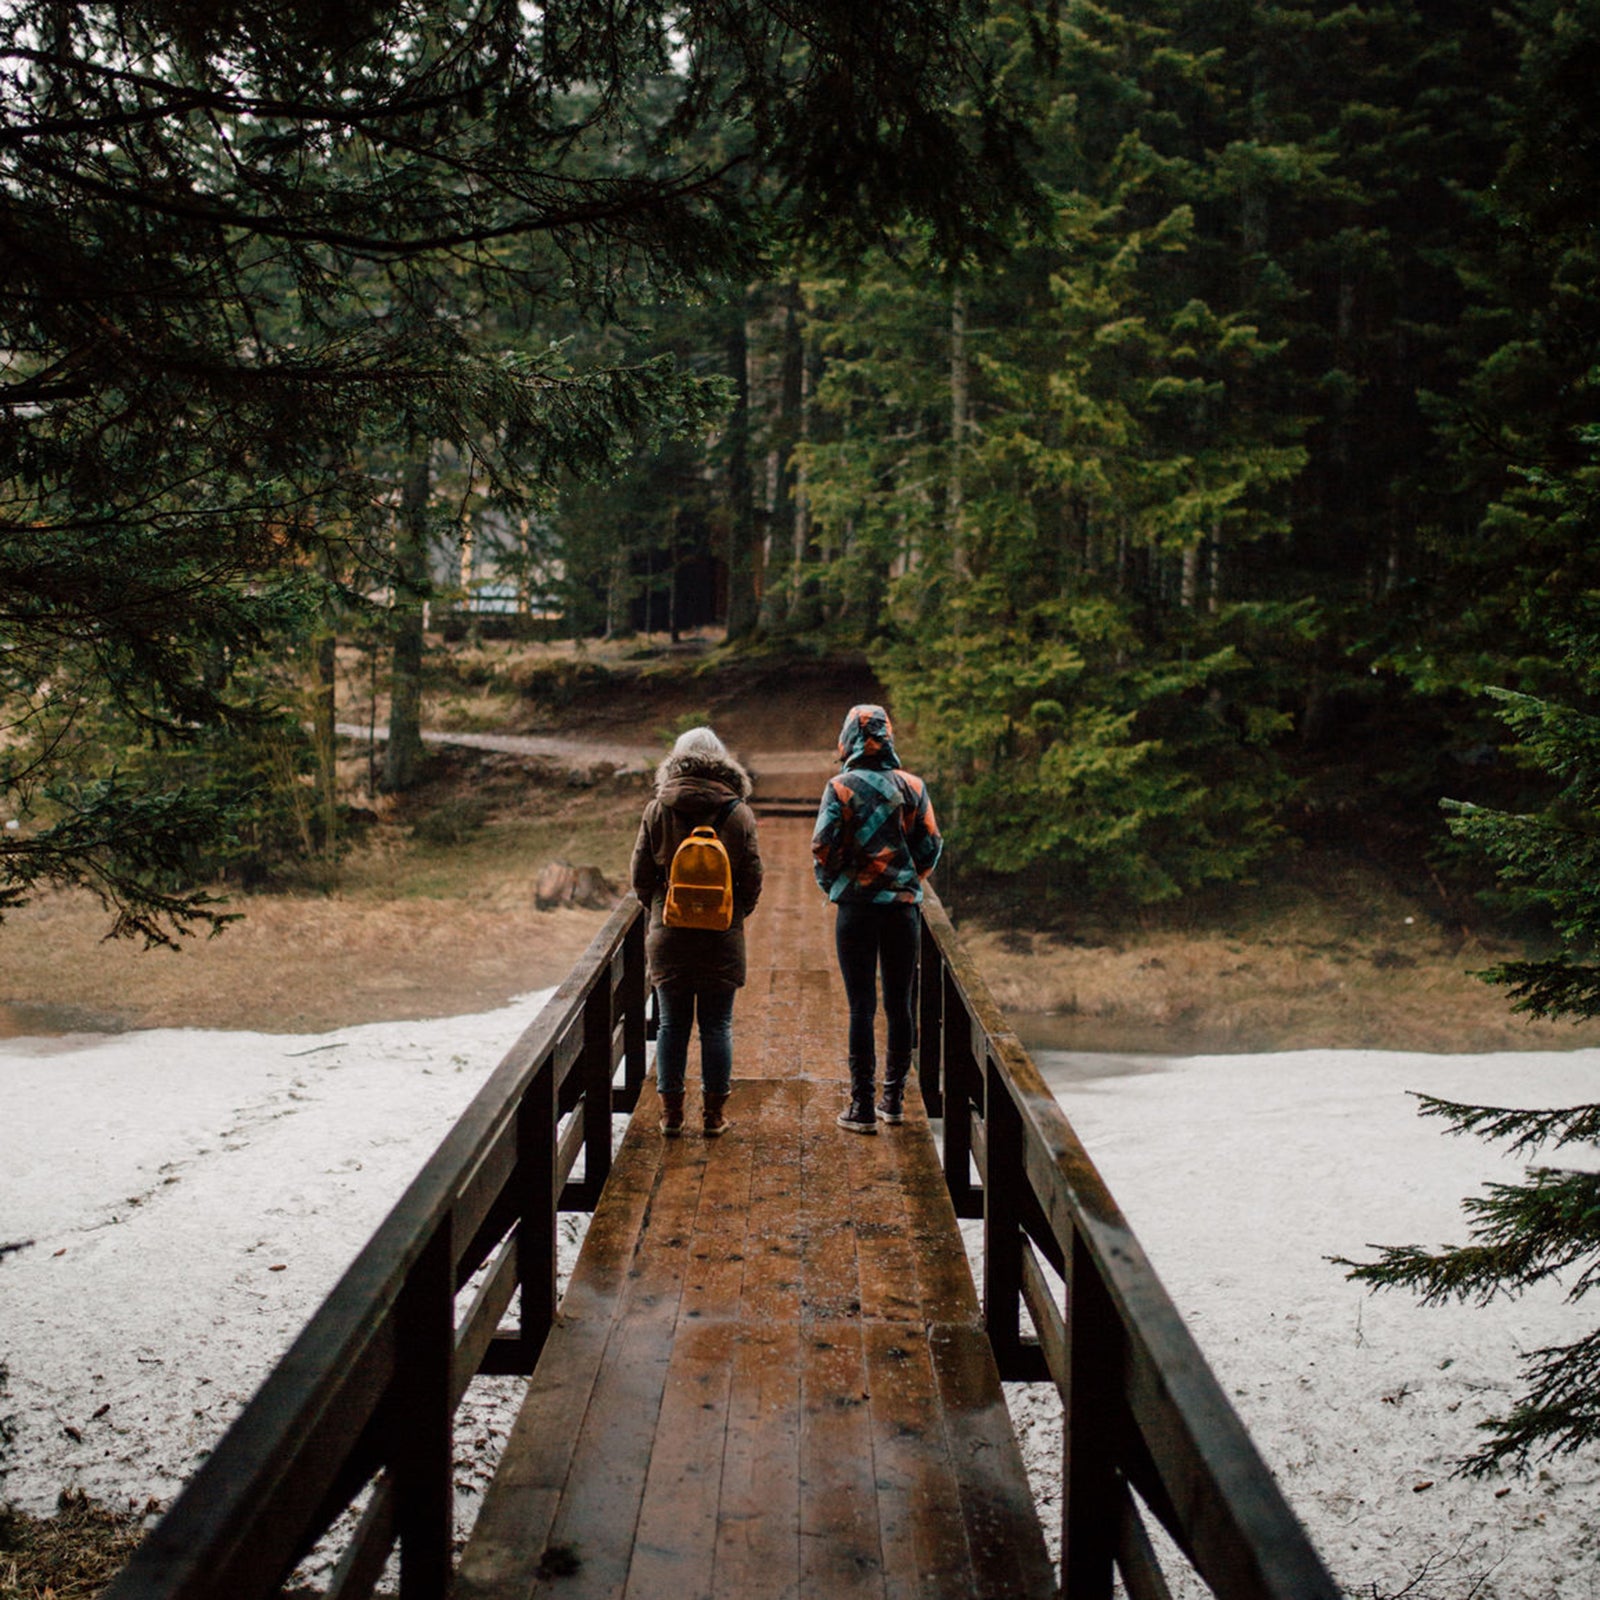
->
<box><xmin>630</xmin><ymin>748</ymin><xmax>763</xmax><ymax>990</ymax></box>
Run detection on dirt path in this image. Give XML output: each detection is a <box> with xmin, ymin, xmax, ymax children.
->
<box><xmin>8</xmin><ymin>657</ymin><xmax>1595</xmax><ymax>1052</ymax></box>
<box><xmin>335</xmin><ymin>722</ymin><xmax>661</xmax><ymax>775</ymax></box>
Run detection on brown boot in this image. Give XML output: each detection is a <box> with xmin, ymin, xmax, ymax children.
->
<box><xmin>660</xmin><ymin>1090</ymin><xmax>686</xmax><ymax>1137</ymax></box>
<box><xmin>702</xmin><ymin>1091</ymin><xmax>733</xmax><ymax>1138</ymax></box>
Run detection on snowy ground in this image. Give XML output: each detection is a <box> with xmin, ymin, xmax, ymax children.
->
<box><xmin>0</xmin><ymin>996</ymin><xmax>560</xmax><ymax>1538</ymax></box>
<box><xmin>1029</xmin><ymin>1047</ymin><xmax>1600</xmax><ymax>1599</ymax></box>
<box><xmin>2</xmin><ymin>1010</ymin><xmax>1597</xmax><ymax>1597</ymax></box>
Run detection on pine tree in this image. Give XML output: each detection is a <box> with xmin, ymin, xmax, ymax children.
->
<box><xmin>1346</xmin><ymin>597</ymin><xmax>1600</xmax><ymax>1472</ymax></box>
<box><xmin>0</xmin><ymin>0</ymin><xmax>1035</xmax><ymax>938</ymax></box>
<box><xmin>1346</xmin><ymin>6</ymin><xmax>1600</xmax><ymax>1467</ymax></box>
<box><xmin>1417</xmin><ymin>0</ymin><xmax>1600</xmax><ymax>691</ymax></box>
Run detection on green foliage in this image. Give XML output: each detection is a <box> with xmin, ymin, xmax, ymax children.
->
<box><xmin>877</xmin><ymin>583</ymin><xmax>1290</xmax><ymax>903</ymax></box>
<box><xmin>1</xmin><ymin>0</ymin><xmax>1040</xmax><ymax>932</ymax></box>
<box><xmin>1343</xmin><ymin>1093</ymin><xmax>1600</xmax><ymax>1474</ymax></box>
<box><xmin>1415</xmin><ymin>0</ymin><xmax>1600</xmax><ymax>685</ymax></box>
<box><xmin>1</xmin><ymin>639</ymin><xmax>332</xmax><ymax>938</ymax></box>
<box><xmin>1348</xmin><ymin>610</ymin><xmax>1600</xmax><ymax>1471</ymax></box>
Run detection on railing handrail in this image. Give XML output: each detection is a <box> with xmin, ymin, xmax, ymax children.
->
<box><xmin>101</xmin><ymin>877</ymin><xmax>1338</xmax><ymax>1600</ymax></box>
<box><xmin>104</xmin><ymin>895</ymin><xmax>648</xmax><ymax>1600</ymax></box>
<box><xmin>918</xmin><ymin>888</ymin><xmax>1340</xmax><ymax>1600</ymax></box>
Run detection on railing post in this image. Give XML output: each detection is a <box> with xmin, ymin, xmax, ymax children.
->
<box><xmin>983</xmin><ymin>1052</ymin><xmax>1028</xmax><ymax>1379</ymax></box>
<box><xmin>581</xmin><ymin>983</ymin><xmax>614</xmax><ymax>1202</ymax></box>
<box><xmin>943</xmin><ymin>973</ymin><xmax>981</xmax><ymax>1219</ymax></box>
<box><xmin>918</xmin><ymin>912</ymin><xmax>944</xmax><ymax>1117</ymax></box>
<box><xmin>394</xmin><ymin>1218</ymin><xmax>455</xmax><ymax>1599</ymax></box>
<box><xmin>516</xmin><ymin>1056</ymin><xmax>557</xmax><ymax>1369</ymax></box>
<box><xmin>617</xmin><ymin>910</ymin><xmax>648</xmax><ymax>1110</ymax></box>
<box><xmin>1063</xmin><ymin>1228</ymin><xmax>1119</xmax><ymax>1600</ymax></box>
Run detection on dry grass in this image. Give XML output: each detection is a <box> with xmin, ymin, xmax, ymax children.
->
<box><xmin>0</xmin><ymin>749</ymin><xmax>646</xmax><ymax>1036</ymax></box>
<box><xmin>965</xmin><ymin>863</ymin><xmax>1600</xmax><ymax>1055</ymax></box>
<box><xmin>0</xmin><ymin>1493</ymin><xmax>148</xmax><ymax>1600</ymax></box>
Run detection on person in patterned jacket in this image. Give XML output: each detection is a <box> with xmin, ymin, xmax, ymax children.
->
<box><xmin>811</xmin><ymin>703</ymin><xmax>942</xmax><ymax>1134</ymax></box>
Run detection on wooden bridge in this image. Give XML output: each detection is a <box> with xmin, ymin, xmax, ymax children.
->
<box><xmin>104</xmin><ymin>798</ymin><xmax>1340</xmax><ymax>1599</ymax></box>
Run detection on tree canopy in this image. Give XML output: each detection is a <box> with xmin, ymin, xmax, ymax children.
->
<box><xmin>0</xmin><ymin>0</ymin><xmax>1035</xmax><ymax>937</ymax></box>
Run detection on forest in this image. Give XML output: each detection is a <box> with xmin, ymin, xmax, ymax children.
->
<box><xmin>1</xmin><ymin>0</ymin><xmax>1597</xmax><ymax>927</ymax></box>
<box><xmin>3</xmin><ymin>0</ymin><xmax>1600</xmax><ymax>1499</ymax></box>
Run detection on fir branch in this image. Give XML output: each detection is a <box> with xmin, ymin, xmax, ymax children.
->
<box><xmin>1342</xmin><ymin>1167</ymin><xmax>1600</xmax><ymax>1307</ymax></box>
<box><xmin>1413</xmin><ymin>1092</ymin><xmax>1600</xmax><ymax>1156</ymax></box>
<box><xmin>1464</xmin><ymin>1326</ymin><xmax>1600</xmax><ymax>1475</ymax></box>
<box><xmin>1474</xmin><ymin>958</ymin><xmax>1600</xmax><ymax>1022</ymax></box>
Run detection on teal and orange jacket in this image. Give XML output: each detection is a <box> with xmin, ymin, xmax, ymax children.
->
<box><xmin>811</xmin><ymin>704</ymin><xmax>942</xmax><ymax>905</ymax></box>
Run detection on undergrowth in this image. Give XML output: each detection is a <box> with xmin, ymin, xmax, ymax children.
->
<box><xmin>0</xmin><ymin>1492</ymin><xmax>148</xmax><ymax>1600</ymax></box>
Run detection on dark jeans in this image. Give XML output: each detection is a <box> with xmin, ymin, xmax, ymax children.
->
<box><xmin>654</xmin><ymin>982</ymin><xmax>735</xmax><ymax>1096</ymax></box>
<box><xmin>834</xmin><ymin>899</ymin><xmax>920</xmax><ymax>1075</ymax></box>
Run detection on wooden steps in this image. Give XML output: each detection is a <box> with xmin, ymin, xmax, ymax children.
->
<box><xmin>455</xmin><ymin>820</ymin><xmax>1053</xmax><ymax>1599</ymax></box>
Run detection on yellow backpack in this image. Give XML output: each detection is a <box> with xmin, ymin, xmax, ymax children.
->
<box><xmin>663</xmin><ymin>813</ymin><xmax>735</xmax><ymax>931</ymax></box>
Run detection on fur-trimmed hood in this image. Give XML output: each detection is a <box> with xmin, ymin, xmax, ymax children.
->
<box><xmin>654</xmin><ymin>748</ymin><xmax>753</xmax><ymax>806</ymax></box>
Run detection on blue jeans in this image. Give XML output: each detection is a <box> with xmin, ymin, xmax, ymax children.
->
<box><xmin>654</xmin><ymin>983</ymin><xmax>736</xmax><ymax>1096</ymax></box>
<box><xmin>834</xmin><ymin>900</ymin><xmax>919</xmax><ymax>1080</ymax></box>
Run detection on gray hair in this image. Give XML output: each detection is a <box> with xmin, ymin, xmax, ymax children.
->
<box><xmin>669</xmin><ymin>725</ymin><xmax>729</xmax><ymax>762</ymax></box>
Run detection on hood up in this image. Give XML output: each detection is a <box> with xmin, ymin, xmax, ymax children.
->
<box><xmin>837</xmin><ymin>703</ymin><xmax>902</xmax><ymax>772</ymax></box>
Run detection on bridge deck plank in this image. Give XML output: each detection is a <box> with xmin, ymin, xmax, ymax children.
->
<box><xmin>456</xmin><ymin>816</ymin><xmax>1053</xmax><ymax>1598</ymax></box>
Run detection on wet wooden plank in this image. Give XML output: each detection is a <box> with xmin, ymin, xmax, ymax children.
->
<box><xmin>624</xmin><ymin>1317</ymin><xmax>738</xmax><ymax>1600</ymax></box>
<box><xmin>799</xmin><ymin>1320</ymin><xmax>884</xmax><ymax>1598</ymax></box>
<box><xmin>740</xmin><ymin>1083</ymin><xmax>806</xmax><ymax>1327</ymax></box>
<box><xmin>863</xmin><ymin>1322</ymin><xmax>976</xmax><ymax>1600</ymax></box>
<box><xmin>532</xmin><ymin>1141</ymin><xmax>705</xmax><ymax>1598</ymax></box>
<box><xmin>681</xmin><ymin>1084</ymin><xmax>758</xmax><ymax>1321</ymax></box>
<box><xmin>714</xmin><ymin>1320</ymin><xmax>802</xmax><ymax>1600</ymax></box>
<box><xmin>843</xmin><ymin>1121</ymin><xmax>922</xmax><ymax>1326</ymax></box>
<box><xmin>927</xmin><ymin>1322</ymin><xmax>1057</xmax><ymax>1599</ymax></box>
<box><xmin>798</xmin><ymin>1087</ymin><xmax>862</xmax><ymax>1321</ymax></box>
<box><xmin>896</xmin><ymin>1084</ymin><xmax>984</xmax><ymax>1326</ymax></box>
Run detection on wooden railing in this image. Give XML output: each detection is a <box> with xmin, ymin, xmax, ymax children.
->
<box><xmin>103</xmin><ymin>878</ymin><xmax>1338</xmax><ymax>1600</ymax></box>
<box><xmin>917</xmin><ymin>889</ymin><xmax>1340</xmax><ymax>1600</ymax></box>
<box><xmin>103</xmin><ymin>899</ymin><xmax>648</xmax><ymax>1600</ymax></box>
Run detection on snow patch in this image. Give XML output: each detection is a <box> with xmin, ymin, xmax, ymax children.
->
<box><xmin>2</xmin><ymin>1019</ymin><xmax>1597</xmax><ymax>1596</ymax></box>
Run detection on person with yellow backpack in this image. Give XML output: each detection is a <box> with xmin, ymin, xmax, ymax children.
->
<box><xmin>630</xmin><ymin>727</ymin><xmax>763</xmax><ymax>1137</ymax></box>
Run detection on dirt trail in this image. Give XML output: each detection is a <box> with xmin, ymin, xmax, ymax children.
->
<box><xmin>336</xmin><ymin>722</ymin><xmax>661</xmax><ymax>775</ymax></box>
<box><xmin>7</xmin><ymin>651</ymin><xmax>1594</xmax><ymax>1053</ymax></box>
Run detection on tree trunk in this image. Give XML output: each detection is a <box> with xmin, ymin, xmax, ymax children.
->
<box><xmin>383</xmin><ymin>448</ymin><xmax>430</xmax><ymax>792</ymax></box>
<box><xmin>723</xmin><ymin>297</ymin><xmax>760</xmax><ymax>640</ymax></box>
<box><xmin>1181</xmin><ymin>541</ymin><xmax>1201</xmax><ymax>609</ymax></box>
<box><xmin>788</xmin><ymin>328</ymin><xmax>823</xmax><ymax>630</ymax></box>
<box><xmin>950</xmin><ymin>285</ymin><xmax>970</xmax><ymax>579</ymax></box>
<box><xmin>760</xmin><ymin>282</ymin><xmax>805</xmax><ymax>631</ymax></box>
<box><xmin>311</xmin><ymin>621</ymin><xmax>338</xmax><ymax>853</ymax></box>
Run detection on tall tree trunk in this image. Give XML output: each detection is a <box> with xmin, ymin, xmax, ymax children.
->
<box><xmin>760</xmin><ymin>282</ymin><xmax>805</xmax><ymax>632</ymax></box>
<box><xmin>311</xmin><ymin>617</ymin><xmax>338</xmax><ymax>853</ymax></box>
<box><xmin>723</xmin><ymin>298</ymin><xmax>760</xmax><ymax>640</ymax></box>
<box><xmin>603</xmin><ymin>545</ymin><xmax>629</xmax><ymax>638</ymax></box>
<box><xmin>949</xmin><ymin>285</ymin><xmax>970</xmax><ymax>579</ymax></box>
<box><xmin>1181</xmin><ymin>541</ymin><xmax>1201</xmax><ymax>609</ymax></box>
<box><xmin>788</xmin><ymin>329</ymin><xmax>822</xmax><ymax>629</ymax></box>
<box><xmin>383</xmin><ymin>447</ymin><xmax>430</xmax><ymax>792</ymax></box>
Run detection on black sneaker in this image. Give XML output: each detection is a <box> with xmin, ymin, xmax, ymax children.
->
<box><xmin>876</xmin><ymin>1092</ymin><xmax>905</xmax><ymax>1125</ymax></box>
<box><xmin>836</xmin><ymin>1099</ymin><xmax>878</xmax><ymax>1135</ymax></box>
